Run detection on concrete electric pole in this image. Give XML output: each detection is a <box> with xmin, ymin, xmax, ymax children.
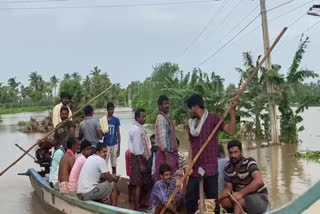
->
<box><xmin>259</xmin><ymin>0</ymin><xmax>280</xmax><ymax>144</ymax></box>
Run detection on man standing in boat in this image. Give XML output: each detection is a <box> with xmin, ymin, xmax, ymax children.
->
<box><xmin>103</xmin><ymin>102</ymin><xmax>121</xmax><ymax>174</ymax></box>
<box><xmin>154</xmin><ymin>95</ymin><xmax>179</xmax><ymax>180</ymax></box>
<box><xmin>52</xmin><ymin>92</ymin><xmax>72</xmax><ymax>128</ymax></box>
<box><xmin>79</xmin><ymin>105</ymin><xmax>103</xmax><ymax>148</ymax></box>
<box><xmin>128</xmin><ymin>108</ymin><xmax>152</xmax><ymax>210</ymax></box>
<box><xmin>184</xmin><ymin>94</ymin><xmax>238</xmax><ymax>214</ymax></box>
<box><xmin>39</xmin><ymin>106</ymin><xmax>71</xmax><ymax>148</ymax></box>
<box><xmin>219</xmin><ymin>140</ymin><xmax>269</xmax><ymax>214</ymax></box>
<box><xmin>58</xmin><ymin>136</ymin><xmax>81</xmax><ymax>194</ymax></box>
<box><xmin>77</xmin><ymin>143</ymin><xmax>119</xmax><ymax>205</ymax></box>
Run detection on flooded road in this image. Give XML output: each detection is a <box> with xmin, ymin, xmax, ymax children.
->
<box><xmin>0</xmin><ymin>107</ymin><xmax>319</xmax><ymax>213</ymax></box>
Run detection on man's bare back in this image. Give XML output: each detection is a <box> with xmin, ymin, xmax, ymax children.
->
<box><xmin>58</xmin><ymin>153</ymin><xmax>75</xmax><ymax>182</ymax></box>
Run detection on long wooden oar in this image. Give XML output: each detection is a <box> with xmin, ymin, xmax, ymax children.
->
<box><xmin>0</xmin><ymin>85</ymin><xmax>112</xmax><ymax>177</ymax></box>
<box><xmin>15</xmin><ymin>144</ymin><xmax>36</xmax><ymax>161</ymax></box>
<box><xmin>160</xmin><ymin>27</ymin><xmax>287</xmax><ymax>214</ymax></box>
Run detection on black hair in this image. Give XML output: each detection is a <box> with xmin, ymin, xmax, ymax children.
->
<box><xmin>150</xmin><ymin>134</ymin><xmax>155</xmax><ymax>141</ymax></box>
<box><xmin>66</xmin><ymin>136</ymin><xmax>77</xmax><ymax>149</ymax></box>
<box><xmin>157</xmin><ymin>95</ymin><xmax>169</xmax><ymax>106</ymax></box>
<box><xmin>176</xmin><ymin>137</ymin><xmax>180</xmax><ymax>146</ymax></box>
<box><xmin>227</xmin><ymin>140</ymin><xmax>242</xmax><ymax>151</ymax></box>
<box><xmin>84</xmin><ymin>105</ymin><xmax>94</xmax><ymax>116</ymax></box>
<box><xmin>81</xmin><ymin>140</ymin><xmax>91</xmax><ymax>152</ymax></box>
<box><xmin>60</xmin><ymin>106</ymin><xmax>69</xmax><ymax>113</ymax></box>
<box><xmin>185</xmin><ymin>94</ymin><xmax>205</xmax><ymax>109</ymax></box>
<box><xmin>159</xmin><ymin>163</ymin><xmax>172</xmax><ymax>175</ymax></box>
<box><xmin>217</xmin><ymin>144</ymin><xmax>225</xmax><ymax>158</ymax></box>
<box><xmin>135</xmin><ymin>108</ymin><xmax>145</xmax><ymax>120</ymax></box>
<box><xmin>60</xmin><ymin>92</ymin><xmax>71</xmax><ymax>100</ymax></box>
<box><xmin>107</xmin><ymin>102</ymin><xmax>115</xmax><ymax>110</ymax></box>
<box><xmin>96</xmin><ymin>143</ymin><xmax>107</xmax><ymax>152</ymax></box>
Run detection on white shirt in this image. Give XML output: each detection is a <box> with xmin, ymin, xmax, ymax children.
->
<box><xmin>52</xmin><ymin>103</ymin><xmax>72</xmax><ymax>128</ymax></box>
<box><xmin>77</xmin><ymin>154</ymin><xmax>109</xmax><ymax>194</ymax></box>
<box><xmin>128</xmin><ymin>124</ymin><xmax>144</xmax><ymax>155</ymax></box>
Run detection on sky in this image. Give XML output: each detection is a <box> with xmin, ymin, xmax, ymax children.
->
<box><xmin>0</xmin><ymin>0</ymin><xmax>319</xmax><ymax>88</ymax></box>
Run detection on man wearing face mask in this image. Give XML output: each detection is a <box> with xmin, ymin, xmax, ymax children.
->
<box><xmin>219</xmin><ymin>140</ymin><xmax>270</xmax><ymax>214</ymax></box>
<box><xmin>184</xmin><ymin>94</ymin><xmax>238</xmax><ymax>214</ymax></box>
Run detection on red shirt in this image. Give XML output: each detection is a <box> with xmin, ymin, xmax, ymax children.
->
<box><xmin>189</xmin><ymin>113</ymin><xmax>225</xmax><ymax>177</ymax></box>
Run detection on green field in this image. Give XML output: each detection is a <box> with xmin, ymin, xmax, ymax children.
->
<box><xmin>0</xmin><ymin>106</ymin><xmax>51</xmax><ymax>115</ymax></box>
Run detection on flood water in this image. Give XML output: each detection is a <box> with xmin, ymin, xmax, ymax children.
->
<box><xmin>0</xmin><ymin>107</ymin><xmax>319</xmax><ymax>213</ymax></box>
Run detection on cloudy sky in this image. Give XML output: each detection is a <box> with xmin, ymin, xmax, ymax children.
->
<box><xmin>0</xmin><ymin>0</ymin><xmax>319</xmax><ymax>88</ymax></box>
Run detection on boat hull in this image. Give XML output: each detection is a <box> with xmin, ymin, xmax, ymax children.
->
<box><xmin>28</xmin><ymin>168</ymin><xmax>145</xmax><ymax>214</ymax></box>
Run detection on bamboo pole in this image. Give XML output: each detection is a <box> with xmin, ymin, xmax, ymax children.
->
<box><xmin>15</xmin><ymin>144</ymin><xmax>36</xmax><ymax>161</ymax></box>
<box><xmin>160</xmin><ymin>27</ymin><xmax>287</xmax><ymax>214</ymax></box>
<box><xmin>0</xmin><ymin>85</ymin><xmax>112</xmax><ymax>176</ymax></box>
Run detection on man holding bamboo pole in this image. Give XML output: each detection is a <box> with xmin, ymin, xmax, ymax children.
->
<box><xmin>184</xmin><ymin>94</ymin><xmax>238</xmax><ymax>214</ymax></box>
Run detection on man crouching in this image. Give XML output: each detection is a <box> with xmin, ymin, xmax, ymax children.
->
<box><xmin>219</xmin><ymin>140</ymin><xmax>270</xmax><ymax>214</ymax></box>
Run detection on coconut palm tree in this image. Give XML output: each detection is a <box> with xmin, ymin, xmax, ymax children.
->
<box><xmin>64</xmin><ymin>73</ymin><xmax>71</xmax><ymax>80</ymax></box>
<box><xmin>50</xmin><ymin>75</ymin><xmax>59</xmax><ymax>97</ymax></box>
<box><xmin>90</xmin><ymin>66</ymin><xmax>101</xmax><ymax>76</ymax></box>
<box><xmin>71</xmin><ymin>72</ymin><xmax>82</xmax><ymax>81</ymax></box>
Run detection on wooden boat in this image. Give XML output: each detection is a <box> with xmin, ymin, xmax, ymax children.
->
<box><xmin>27</xmin><ymin>168</ymin><xmax>147</xmax><ymax>214</ymax></box>
<box><xmin>27</xmin><ymin>167</ymin><xmax>320</xmax><ymax>214</ymax></box>
<box><xmin>267</xmin><ymin>180</ymin><xmax>320</xmax><ymax>214</ymax></box>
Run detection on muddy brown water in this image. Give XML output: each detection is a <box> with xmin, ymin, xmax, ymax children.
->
<box><xmin>0</xmin><ymin>107</ymin><xmax>319</xmax><ymax>213</ymax></box>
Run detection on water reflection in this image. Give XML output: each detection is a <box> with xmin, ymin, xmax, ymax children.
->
<box><xmin>0</xmin><ymin>107</ymin><xmax>319</xmax><ymax>213</ymax></box>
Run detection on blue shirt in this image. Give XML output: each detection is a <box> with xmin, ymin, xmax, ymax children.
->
<box><xmin>103</xmin><ymin>116</ymin><xmax>120</xmax><ymax>146</ymax></box>
<box><xmin>49</xmin><ymin>147</ymin><xmax>64</xmax><ymax>183</ymax></box>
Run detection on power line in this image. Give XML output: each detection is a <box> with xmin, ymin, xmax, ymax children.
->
<box><xmin>197</xmin><ymin>0</ymin><xmax>308</xmax><ymax>66</ymax></box>
<box><xmin>267</xmin><ymin>0</ymin><xmax>297</xmax><ymax>12</ymax></box>
<box><xmin>269</xmin><ymin>0</ymin><xmax>314</xmax><ymax>21</ymax></box>
<box><xmin>198</xmin><ymin>13</ymin><xmax>260</xmax><ymax>66</ymax></box>
<box><xmin>179</xmin><ymin>0</ymin><xmax>229</xmax><ymax>57</ymax></box>
<box><xmin>206</xmin><ymin>3</ymin><xmax>259</xmax><ymax>55</ymax></box>
<box><xmin>233</xmin><ymin>0</ymin><xmax>314</xmax><ymax>46</ymax></box>
<box><xmin>219</xmin><ymin>0</ymin><xmax>242</xmax><ymax>26</ymax></box>
<box><xmin>0</xmin><ymin>0</ymin><xmax>221</xmax><ymax>10</ymax></box>
<box><xmin>273</xmin><ymin>19</ymin><xmax>320</xmax><ymax>56</ymax></box>
<box><xmin>0</xmin><ymin>0</ymin><xmax>66</xmax><ymax>3</ymax></box>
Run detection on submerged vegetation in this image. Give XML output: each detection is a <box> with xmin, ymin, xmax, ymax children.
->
<box><xmin>292</xmin><ymin>151</ymin><xmax>320</xmax><ymax>162</ymax></box>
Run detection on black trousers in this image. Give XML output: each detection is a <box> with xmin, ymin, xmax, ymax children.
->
<box><xmin>185</xmin><ymin>174</ymin><xmax>220</xmax><ymax>214</ymax></box>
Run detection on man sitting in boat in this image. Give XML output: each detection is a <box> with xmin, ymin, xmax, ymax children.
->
<box><xmin>219</xmin><ymin>140</ymin><xmax>270</xmax><ymax>214</ymax></box>
<box><xmin>79</xmin><ymin>105</ymin><xmax>103</xmax><ymax>149</ymax></box>
<box><xmin>149</xmin><ymin>163</ymin><xmax>183</xmax><ymax>214</ymax></box>
<box><xmin>68</xmin><ymin>140</ymin><xmax>93</xmax><ymax>194</ymax></box>
<box><xmin>58</xmin><ymin>136</ymin><xmax>81</xmax><ymax>194</ymax></box>
<box><xmin>148</xmin><ymin>134</ymin><xmax>157</xmax><ymax>177</ymax></box>
<box><xmin>217</xmin><ymin>144</ymin><xmax>229</xmax><ymax>194</ymax></box>
<box><xmin>52</xmin><ymin>92</ymin><xmax>72</xmax><ymax>128</ymax></box>
<box><xmin>128</xmin><ymin>108</ymin><xmax>152</xmax><ymax>210</ymax></box>
<box><xmin>48</xmin><ymin>121</ymin><xmax>76</xmax><ymax>189</ymax></box>
<box><xmin>77</xmin><ymin>143</ymin><xmax>119</xmax><ymax>206</ymax></box>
